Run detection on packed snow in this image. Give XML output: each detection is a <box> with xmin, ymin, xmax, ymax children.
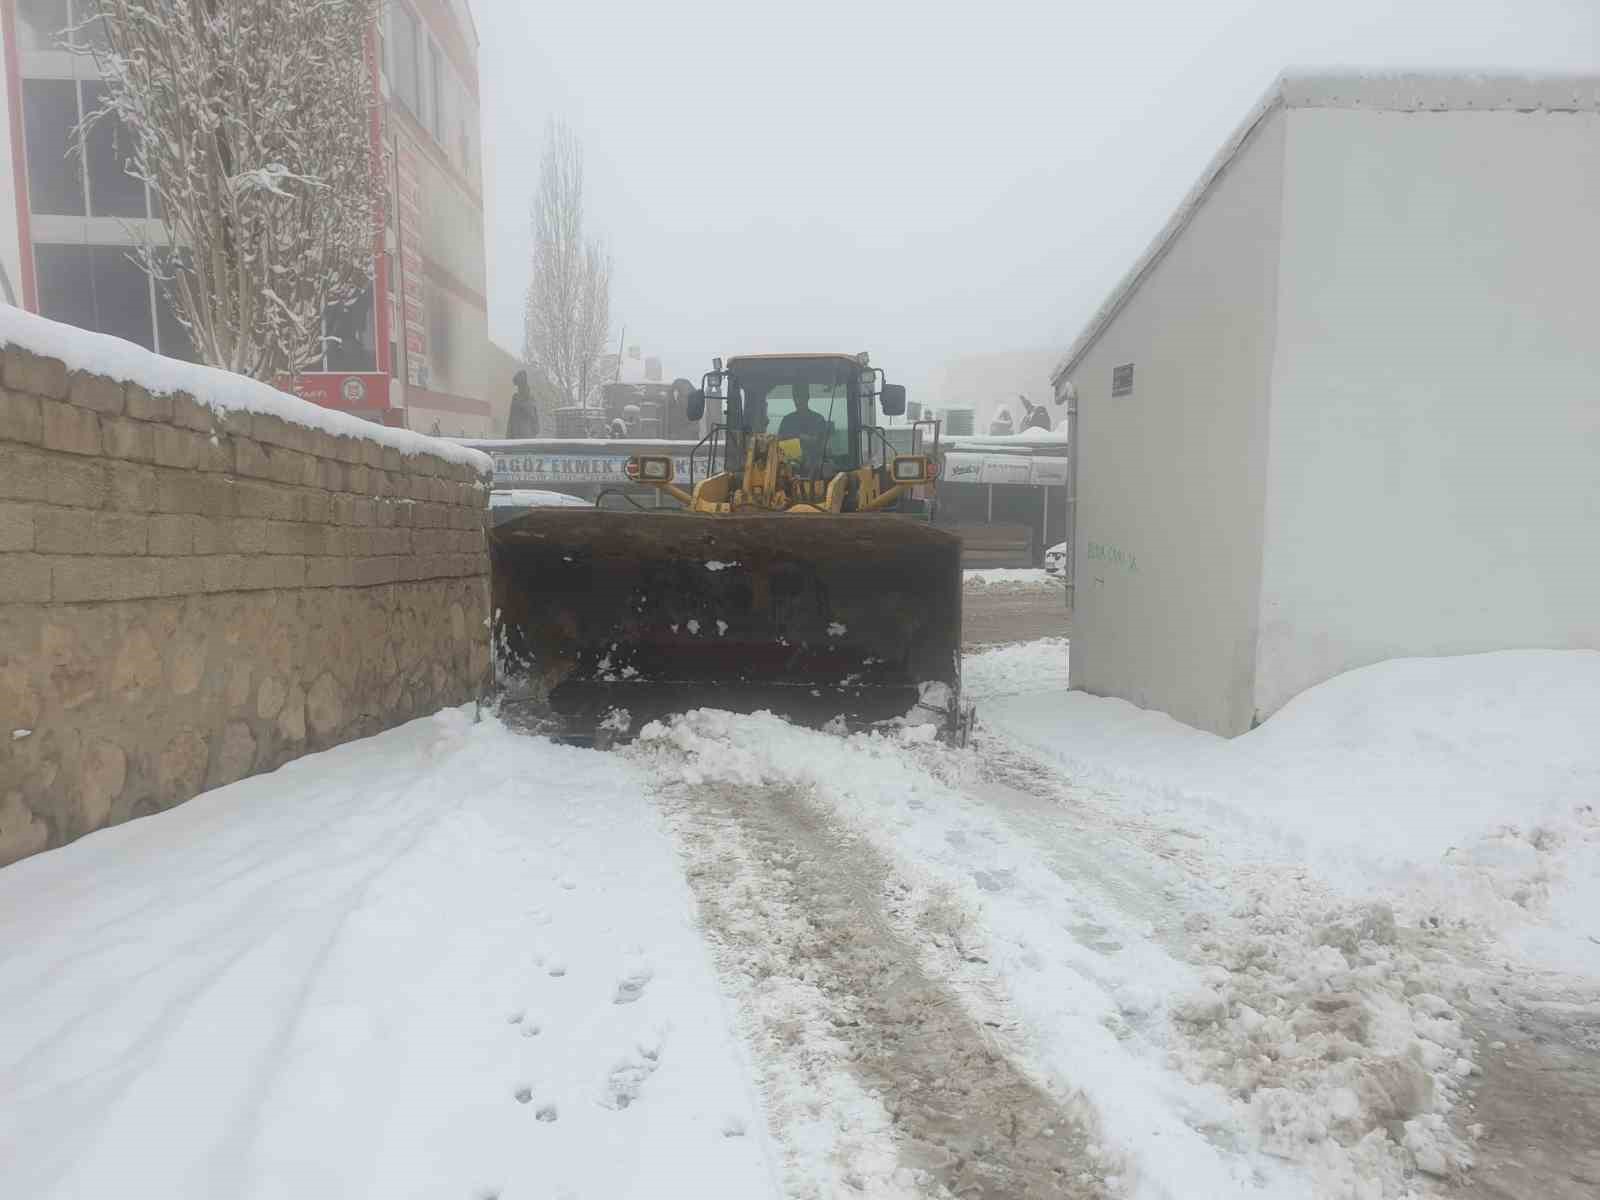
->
<box><xmin>0</xmin><ymin>307</ymin><xmax>491</xmax><ymax>473</ymax></box>
<box><xmin>0</xmin><ymin>709</ymin><xmax>775</xmax><ymax>1199</ymax></box>
<box><xmin>4</xmin><ymin>633</ymin><xmax>1596</xmax><ymax>1198</ymax></box>
<box><xmin>983</xmin><ymin>645</ymin><xmax>1600</xmax><ymax>979</ymax></box>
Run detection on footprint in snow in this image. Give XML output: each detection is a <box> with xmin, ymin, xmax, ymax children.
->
<box><xmin>508</xmin><ymin>1009</ymin><xmax>544</xmax><ymax>1035</ymax></box>
<box><xmin>548</xmin><ymin>961</ymin><xmax>568</xmax><ymax>978</ymax></box>
<box><xmin>536</xmin><ymin>1104</ymin><xmax>559</xmax><ymax>1123</ymax></box>
<box><xmin>613</xmin><ymin>965</ymin><xmax>653</xmax><ymax>1005</ymax></box>
<box><xmin>514</xmin><ymin>1086</ymin><xmax>533</xmax><ymax>1105</ymax></box>
<box><xmin>602</xmin><ymin>1039</ymin><xmax>663</xmax><ymax>1110</ymax></box>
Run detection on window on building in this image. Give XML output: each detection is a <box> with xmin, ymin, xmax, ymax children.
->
<box><xmin>390</xmin><ymin>2</ymin><xmax>421</xmax><ymax>118</ymax></box>
<box><xmin>33</xmin><ymin>243</ymin><xmax>95</xmax><ymax>330</ymax></box>
<box><xmin>89</xmin><ymin>245</ymin><xmax>155</xmax><ymax>350</ymax></box>
<box><xmin>418</xmin><ymin>36</ymin><xmax>434</xmax><ymax>134</ymax></box>
<box><xmin>81</xmin><ymin>82</ymin><xmax>148</xmax><ymax>218</ymax></box>
<box><xmin>376</xmin><ymin>1</ymin><xmax>388</xmax><ymax>82</ymax></box>
<box><xmin>151</xmin><ymin>251</ymin><xmax>197</xmax><ymax>362</ymax></box>
<box><xmin>154</xmin><ymin>283</ymin><xmax>197</xmax><ymax>362</ymax></box>
<box><xmin>17</xmin><ymin>0</ymin><xmax>71</xmax><ymax>50</ymax></box>
<box><xmin>35</xmin><ymin>242</ymin><xmax>164</xmax><ymax>354</ymax></box>
<box><xmin>429</xmin><ymin>43</ymin><xmax>445</xmax><ymax>144</ymax></box>
<box><xmin>23</xmin><ymin>79</ymin><xmax>86</xmax><ymax>216</ymax></box>
<box><xmin>324</xmin><ymin>283</ymin><xmax>377</xmax><ymax>372</ymax></box>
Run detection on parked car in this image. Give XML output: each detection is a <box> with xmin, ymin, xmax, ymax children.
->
<box><xmin>1043</xmin><ymin>541</ymin><xmax>1068</xmax><ymax>576</ymax></box>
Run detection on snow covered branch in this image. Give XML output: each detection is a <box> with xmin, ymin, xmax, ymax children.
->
<box><xmin>77</xmin><ymin>0</ymin><xmax>387</xmax><ymax>381</ymax></box>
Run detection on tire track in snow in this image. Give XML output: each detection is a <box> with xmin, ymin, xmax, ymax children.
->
<box><xmin>659</xmin><ymin>779</ymin><xmax>1107</xmax><ymax>1200</ymax></box>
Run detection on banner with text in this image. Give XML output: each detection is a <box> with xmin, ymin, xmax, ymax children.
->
<box><xmin>492</xmin><ymin>451</ymin><xmax>696</xmax><ymax>486</ymax></box>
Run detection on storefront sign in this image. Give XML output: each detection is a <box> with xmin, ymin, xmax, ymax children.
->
<box><xmin>941</xmin><ymin>451</ymin><xmax>1068</xmax><ymax>487</ymax></box>
<box><xmin>1029</xmin><ymin>457</ymin><xmax>1070</xmax><ymax>486</ymax></box>
<box><xmin>492</xmin><ymin>451</ymin><xmax>696</xmax><ymax>486</ymax></box>
<box><xmin>281</xmin><ymin>372</ymin><xmax>391</xmax><ymax>412</ymax></box>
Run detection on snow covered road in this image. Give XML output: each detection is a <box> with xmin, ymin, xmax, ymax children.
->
<box><xmin>4</xmin><ymin>637</ymin><xmax>1597</xmax><ymax>1199</ymax></box>
<box><xmin>0</xmin><ymin>710</ymin><xmax>775</xmax><ymax>1200</ymax></box>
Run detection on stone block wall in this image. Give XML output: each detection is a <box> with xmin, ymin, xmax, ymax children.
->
<box><xmin>0</xmin><ymin>344</ymin><xmax>492</xmax><ymax>866</ymax></box>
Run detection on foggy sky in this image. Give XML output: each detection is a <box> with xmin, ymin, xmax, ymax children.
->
<box><xmin>476</xmin><ymin>0</ymin><xmax>1598</xmax><ymax>401</ymax></box>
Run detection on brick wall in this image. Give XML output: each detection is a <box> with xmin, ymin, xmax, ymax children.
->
<box><xmin>0</xmin><ymin>345</ymin><xmax>492</xmax><ymax>866</ymax></box>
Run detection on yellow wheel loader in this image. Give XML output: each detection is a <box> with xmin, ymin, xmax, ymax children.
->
<box><xmin>489</xmin><ymin>353</ymin><xmax>974</xmax><ymax>746</ymax></box>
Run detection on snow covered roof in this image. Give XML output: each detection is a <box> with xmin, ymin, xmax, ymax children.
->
<box><xmin>1051</xmin><ymin>70</ymin><xmax>1600</xmax><ymax>387</ymax></box>
<box><xmin>488</xmin><ymin>489</ymin><xmax>594</xmax><ymax>509</ymax></box>
<box><xmin>0</xmin><ymin>307</ymin><xmax>493</xmax><ymax>474</ymax></box>
<box><xmin>453</xmin><ymin>437</ymin><xmax>699</xmax><ymax>451</ymax></box>
<box><xmin>945</xmin><ymin>428</ymin><xmax>1070</xmax><ymax>452</ymax></box>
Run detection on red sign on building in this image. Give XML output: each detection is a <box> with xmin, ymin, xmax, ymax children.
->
<box><xmin>282</xmin><ymin>372</ymin><xmax>392</xmax><ymax>413</ymax></box>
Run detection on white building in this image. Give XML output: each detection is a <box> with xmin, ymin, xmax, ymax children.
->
<box><xmin>1052</xmin><ymin>72</ymin><xmax>1600</xmax><ymax>737</ymax></box>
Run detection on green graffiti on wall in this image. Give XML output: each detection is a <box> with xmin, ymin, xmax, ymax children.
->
<box><xmin>1086</xmin><ymin>541</ymin><xmax>1139</xmax><ymax>573</ymax></box>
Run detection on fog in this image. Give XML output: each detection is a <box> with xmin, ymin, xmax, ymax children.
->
<box><xmin>477</xmin><ymin>0</ymin><xmax>1597</xmax><ymax>402</ymax></box>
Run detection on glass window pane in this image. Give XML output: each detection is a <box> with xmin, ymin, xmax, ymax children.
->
<box><xmin>417</xmin><ymin>35</ymin><xmax>431</xmax><ymax>132</ymax></box>
<box><xmin>325</xmin><ymin>282</ymin><xmax>377</xmax><ymax>371</ymax></box>
<box><xmin>22</xmin><ymin>78</ymin><xmax>85</xmax><ymax>216</ymax></box>
<box><xmin>89</xmin><ymin>245</ymin><xmax>155</xmax><ymax>350</ymax></box>
<box><xmin>17</xmin><ymin>0</ymin><xmax>71</xmax><ymax>50</ymax></box>
<box><xmin>391</xmin><ymin>4</ymin><xmax>419</xmax><ymax>116</ymax></box>
<box><xmin>153</xmin><ymin>268</ymin><xmax>197</xmax><ymax>362</ymax></box>
<box><xmin>429</xmin><ymin>43</ymin><xmax>444</xmax><ymax>142</ymax></box>
<box><xmin>81</xmin><ymin>82</ymin><xmax>147</xmax><ymax>218</ymax></box>
<box><xmin>34</xmin><ymin>242</ymin><xmax>95</xmax><ymax>330</ymax></box>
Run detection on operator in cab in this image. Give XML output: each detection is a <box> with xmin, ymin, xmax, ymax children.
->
<box><xmin>777</xmin><ymin>382</ymin><xmax>830</xmax><ymax>472</ymax></box>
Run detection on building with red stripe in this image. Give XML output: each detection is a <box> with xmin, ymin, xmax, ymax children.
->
<box><xmin>1</xmin><ymin>0</ymin><xmax>499</xmax><ymax>436</ymax></box>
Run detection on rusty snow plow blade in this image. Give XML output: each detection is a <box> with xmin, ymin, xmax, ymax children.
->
<box><xmin>489</xmin><ymin>509</ymin><xmax>967</xmax><ymax>745</ymax></box>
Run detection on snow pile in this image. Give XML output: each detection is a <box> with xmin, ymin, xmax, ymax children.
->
<box><xmin>990</xmin><ymin>648</ymin><xmax>1600</xmax><ymax>977</ymax></box>
<box><xmin>0</xmin><ymin>708</ymin><xmax>774</xmax><ymax>1199</ymax></box>
<box><xmin>0</xmin><ymin>306</ymin><xmax>491</xmax><ymax>473</ymax></box>
<box><xmin>488</xmin><ymin>488</ymin><xmax>593</xmax><ymax>509</ymax></box>
<box><xmin>963</xmin><ymin>567</ymin><xmax>1064</xmax><ymax>591</ymax></box>
<box><xmin>1173</xmin><ymin>895</ymin><xmax>1478</xmax><ymax>1193</ymax></box>
<box><xmin>964</xmin><ymin>636</ymin><xmax>1070</xmax><ymax>700</ymax></box>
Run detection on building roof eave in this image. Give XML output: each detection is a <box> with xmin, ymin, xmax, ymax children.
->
<box><xmin>1050</xmin><ymin>70</ymin><xmax>1600</xmax><ymax>390</ymax></box>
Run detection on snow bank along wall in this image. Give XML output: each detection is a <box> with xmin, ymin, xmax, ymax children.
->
<box><xmin>1054</xmin><ymin>72</ymin><xmax>1600</xmax><ymax>737</ymax></box>
<box><xmin>0</xmin><ymin>319</ymin><xmax>493</xmax><ymax>866</ymax></box>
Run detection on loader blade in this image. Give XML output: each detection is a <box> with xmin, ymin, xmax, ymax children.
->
<box><xmin>489</xmin><ymin>510</ymin><xmax>963</xmax><ymax>741</ymax></box>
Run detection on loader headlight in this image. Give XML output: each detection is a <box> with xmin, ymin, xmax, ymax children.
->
<box><xmin>892</xmin><ymin>455</ymin><xmax>930</xmax><ymax>483</ymax></box>
<box><xmin>636</xmin><ymin>455</ymin><xmax>673</xmax><ymax>482</ymax></box>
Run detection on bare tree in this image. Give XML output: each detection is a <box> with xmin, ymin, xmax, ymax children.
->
<box><xmin>78</xmin><ymin>0</ymin><xmax>386</xmax><ymax>380</ymax></box>
<box><xmin>523</xmin><ymin>120</ymin><xmax>611</xmax><ymax>414</ymax></box>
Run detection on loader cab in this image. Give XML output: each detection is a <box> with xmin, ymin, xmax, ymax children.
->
<box><xmin>713</xmin><ymin>354</ymin><xmax>880</xmax><ymax>480</ymax></box>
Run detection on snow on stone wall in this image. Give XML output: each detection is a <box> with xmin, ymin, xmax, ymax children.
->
<box><xmin>0</xmin><ymin>315</ymin><xmax>493</xmax><ymax>865</ymax></box>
